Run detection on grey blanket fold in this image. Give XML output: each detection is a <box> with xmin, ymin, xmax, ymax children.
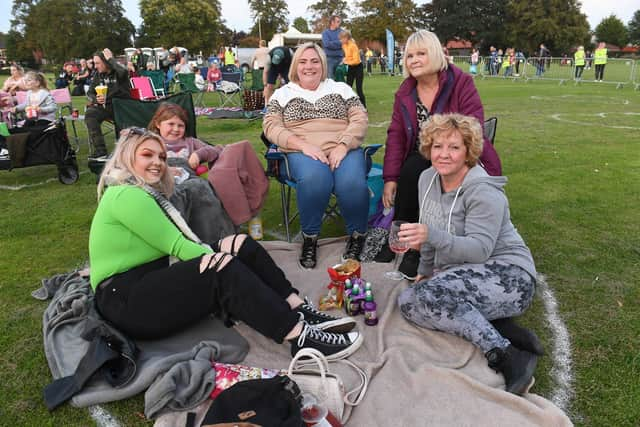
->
<box><xmin>144</xmin><ymin>342</ymin><xmax>218</xmax><ymax>419</ymax></box>
<box><xmin>168</xmin><ymin>157</ymin><xmax>236</xmax><ymax>245</ymax></box>
<box><xmin>155</xmin><ymin>239</ymin><xmax>573</xmax><ymax>427</ymax></box>
<box><xmin>39</xmin><ymin>272</ymin><xmax>249</xmax><ymax>409</ymax></box>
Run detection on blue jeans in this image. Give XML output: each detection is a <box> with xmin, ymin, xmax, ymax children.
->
<box><xmin>327</xmin><ymin>56</ymin><xmax>342</xmax><ymax>80</ymax></box>
<box><xmin>287</xmin><ymin>148</ymin><xmax>368</xmax><ymax>236</ymax></box>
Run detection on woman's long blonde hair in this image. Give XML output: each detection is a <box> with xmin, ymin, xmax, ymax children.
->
<box><xmin>97</xmin><ymin>129</ymin><xmax>174</xmax><ymax>199</ymax></box>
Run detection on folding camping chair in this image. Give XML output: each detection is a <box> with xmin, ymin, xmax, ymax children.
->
<box><xmin>249</xmin><ymin>69</ymin><xmax>264</xmax><ymax>91</ymax></box>
<box><xmin>262</xmin><ymin>132</ymin><xmax>382</xmax><ymax>242</ymax></box>
<box><xmin>139</xmin><ymin>70</ymin><xmax>167</xmax><ymax>98</ymax></box>
<box><xmin>112</xmin><ymin>91</ymin><xmax>197</xmax><ymax>137</ymax></box>
<box><xmin>130</xmin><ymin>76</ymin><xmax>159</xmax><ymax>101</ymax></box>
<box><xmin>216</xmin><ymin>67</ymin><xmax>243</xmax><ymax>108</ymax></box>
<box><xmin>50</xmin><ymin>87</ymin><xmax>83</xmax><ymax>150</ymax></box>
<box><xmin>483</xmin><ymin>116</ymin><xmax>498</xmax><ymax>145</ymax></box>
<box><xmin>176</xmin><ymin>73</ymin><xmax>206</xmax><ymax>108</ymax></box>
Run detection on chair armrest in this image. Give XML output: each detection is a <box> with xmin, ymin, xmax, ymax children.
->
<box><xmin>363</xmin><ymin>143</ymin><xmax>382</xmax><ymax>157</ymax></box>
<box><xmin>265</xmin><ymin>146</ymin><xmax>293</xmax><ymax>182</ymax></box>
<box><xmin>363</xmin><ymin>143</ymin><xmax>383</xmax><ymax>173</ymax></box>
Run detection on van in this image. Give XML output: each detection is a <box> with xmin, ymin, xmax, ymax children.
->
<box><xmin>236</xmin><ymin>48</ymin><xmax>257</xmax><ymax>73</ymax></box>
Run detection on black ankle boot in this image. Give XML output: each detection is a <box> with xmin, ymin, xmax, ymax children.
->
<box><xmin>491</xmin><ymin>318</ymin><xmax>544</xmax><ymax>356</ymax></box>
<box><xmin>299</xmin><ymin>234</ymin><xmax>318</xmax><ymax>269</ymax></box>
<box><xmin>486</xmin><ymin>345</ymin><xmax>538</xmax><ymax>395</ymax></box>
<box><xmin>342</xmin><ymin>231</ymin><xmax>367</xmax><ymax>261</ymax></box>
<box><xmin>398</xmin><ymin>249</ymin><xmax>420</xmax><ymax>280</ymax></box>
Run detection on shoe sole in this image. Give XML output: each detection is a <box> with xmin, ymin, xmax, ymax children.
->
<box><xmin>323</xmin><ymin>332</ymin><xmax>364</xmax><ymax>362</ymax></box>
<box><xmin>402</xmin><ymin>272</ymin><xmax>417</xmax><ymax>281</ymax></box>
<box><xmin>315</xmin><ymin>317</ymin><xmax>357</xmax><ymax>334</ymax></box>
<box><xmin>297</xmin><ymin>259</ymin><xmax>316</xmax><ymax>270</ymax></box>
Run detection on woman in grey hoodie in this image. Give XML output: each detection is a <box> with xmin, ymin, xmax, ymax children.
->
<box><xmin>397</xmin><ymin>113</ymin><xmax>541</xmax><ymax>396</ymax></box>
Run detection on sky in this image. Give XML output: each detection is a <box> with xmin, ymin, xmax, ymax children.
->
<box><xmin>0</xmin><ymin>0</ymin><xmax>638</xmax><ymax>35</ymax></box>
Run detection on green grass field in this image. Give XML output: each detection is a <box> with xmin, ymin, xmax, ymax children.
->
<box><xmin>1</xmin><ymin>73</ymin><xmax>639</xmax><ymax>426</ymax></box>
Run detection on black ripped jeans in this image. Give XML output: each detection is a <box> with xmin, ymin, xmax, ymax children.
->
<box><xmin>95</xmin><ymin>236</ymin><xmax>300</xmax><ymax>342</ymax></box>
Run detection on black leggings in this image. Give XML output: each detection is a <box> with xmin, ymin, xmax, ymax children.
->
<box><xmin>95</xmin><ymin>235</ymin><xmax>300</xmax><ymax>342</ymax></box>
<box><xmin>393</xmin><ymin>151</ymin><xmax>432</xmax><ymax>222</ymax></box>
<box><xmin>346</xmin><ymin>63</ymin><xmax>366</xmax><ymax>108</ymax></box>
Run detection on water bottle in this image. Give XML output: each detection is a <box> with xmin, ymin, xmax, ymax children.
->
<box><xmin>363</xmin><ymin>290</ymin><xmax>378</xmax><ymax>326</ymax></box>
<box><xmin>248</xmin><ymin>216</ymin><xmax>263</xmax><ymax>240</ymax></box>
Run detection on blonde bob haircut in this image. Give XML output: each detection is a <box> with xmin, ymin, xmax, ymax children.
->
<box><xmin>97</xmin><ymin>129</ymin><xmax>174</xmax><ymax>199</ymax></box>
<box><xmin>403</xmin><ymin>30</ymin><xmax>448</xmax><ymax>78</ymax></box>
<box><xmin>288</xmin><ymin>43</ymin><xmax>328</xmax><ymax>84</ymax></box>
<box><xmin>419</xmin><ymin>113</ymin><xmax>483</xmax><ymax>167</ymax></box>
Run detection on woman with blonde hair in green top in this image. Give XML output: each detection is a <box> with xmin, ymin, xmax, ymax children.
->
<box><xmin>89</xmin><ymin>128</ymin><xmax>361</xmax><ymax>360</ymax></box>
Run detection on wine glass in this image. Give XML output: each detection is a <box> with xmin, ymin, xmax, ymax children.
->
<box><xmin>385</xmin><ymin>220</ymin><xmax>409</xmax><ymax>280</ymax></box>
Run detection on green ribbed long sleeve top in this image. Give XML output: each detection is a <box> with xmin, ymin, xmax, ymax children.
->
<box><xmin>89</xmin><ymin>185</ymin><xmax>211</xmax><ymax>290</ymax></box>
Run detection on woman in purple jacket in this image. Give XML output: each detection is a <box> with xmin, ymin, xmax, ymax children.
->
<box><xmin>382</xmin><ymin>30</ymin><xmax>502</xmax><ymax>279</ymax></box>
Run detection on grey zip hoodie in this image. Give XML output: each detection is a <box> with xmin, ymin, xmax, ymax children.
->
<box><xmin>417</xmin><ymin>165</ymin><xmax>536</xmax><ymax>279</ymax></box>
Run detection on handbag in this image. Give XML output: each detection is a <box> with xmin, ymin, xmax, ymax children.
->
<box><xmin>287</xmin><ymin>348</ymin><xmax>368</xmax><ymax>424</ymax></box>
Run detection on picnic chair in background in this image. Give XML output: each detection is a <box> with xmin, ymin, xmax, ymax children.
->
<box><xmin>50</xmin><ymin>88</ymin><xmax>82</xmax><ymax>150</ymax></box>
<box><xmin>249</xmin><ymin>69</ymin><xmax>264</xmax><ymax>91</ymax></box>
<box><xmin>112</xmin><ymin>91</ymin><xmax>196</xmax><ymax>137</ymax></box>
<box><xmin>140</xmin><ymin>70</ymin><xmax>167</xmax><ymax>98</ymax></box>
<box><xmin>176</xmin><ymin>73</ymin><xmax>205</xmax><ymax>108</ymax></box>
<box><xmin>216</xmin><ymin>68</ymin><xmax>243</xmax><ymax>108</ymax></box>
<box><xmin>130</xmin><ymin>77</ymin><xmax>159</xmax><ymax>101</ymax></box>
<box><xmin>241</xmin><ymin>69</ymin><xmax>265</xmax><ymax>111</ymax></box>
<box><xmin>261</xmin><ymin>132</ymin><xmax>382</xmax><ymax>242</ymax></box>
<box><xmin>483</xmin><ymin>117</ymin><xmax>498</xmax><ymax>145</ymax></box>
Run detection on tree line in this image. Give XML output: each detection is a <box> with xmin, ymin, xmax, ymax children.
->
<box><xmin>5</xmin><ymin>0</ymin><xmax>640</xmax><ymax>68</ymax></box>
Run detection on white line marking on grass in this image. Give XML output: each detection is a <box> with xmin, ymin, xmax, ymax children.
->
<box><xmin>89</xmin><ymin>405</ymin><xmax>121</xmax><ymax>427</ymax></box>
<box><xmin>538</xmin><ymin>274</ymin><xmax>574</xmax><ymax>412</ymax></box>
<box><xmin>531</xmin><ymin>95</ymin><xmax>630</xmax><ymax>105</ymax></box>
<box><xmin>369</xmin><ymin>121</ymin><xmax>390</xmax><ymax>128</ymax></box>
<box><xmin>0</xmin><ymin>171</ymin><xmax>88</xmax><ymax>190</ymax></box>
<box><xmin>550</xmin><ymin>113</ymin><xmax>640</xmax><ymax>130</ymax></box>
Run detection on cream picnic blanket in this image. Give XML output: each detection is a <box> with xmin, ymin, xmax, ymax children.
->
<box><xmin>156</xmin><ymin>238</ymin><xmax>573</xmax><ymax>426</ymax></box>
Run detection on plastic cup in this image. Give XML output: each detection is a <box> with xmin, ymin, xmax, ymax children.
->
<box><xmin>300</xmin><ymin>393</ymin><xmax>328</xmax><ymax>424</ymax></box>
<box><xmin>95</xmin><ymin>85</ymin><xmax>108</xmax><ymax>106</ymax></box>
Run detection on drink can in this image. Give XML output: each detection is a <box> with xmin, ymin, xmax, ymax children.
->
<box><xmin>72</xmin><ymin>109</ymin><xmax>79</xmax><ymax>119</ymax></box>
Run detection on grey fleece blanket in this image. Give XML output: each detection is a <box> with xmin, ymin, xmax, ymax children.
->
<box><xmin>37</xmin><ymin>270</ymin><xmax>249</xmax><ymax>409</ymax></box>
<box><xmin>168</xmin><ymin>157</ymin><xmax>236</xmax><ymax>245</ymax></box>
<box><xmin>156</xmin><ymin>239</ymin><xmax>572</xmax><ymax>427</ymax></box>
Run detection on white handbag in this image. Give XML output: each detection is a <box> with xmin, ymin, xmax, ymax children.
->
<box><xmin>287</xmin><ymin>348</ymin><xmax>368</xmax><ymax>424</ymax></box>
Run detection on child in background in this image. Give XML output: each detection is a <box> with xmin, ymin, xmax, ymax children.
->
<box><xmin>338</xmin><ymin>30</ymin><xmax>366</xmax><ymax>107</ymax></box>
<box><xmin>12</xmin><ymin>71</ymin><xmax>57</xmax><ymax>125</ymax></box>
<box><xmin>207</xmin><ymin>62</ymin><xmax>222</xmax><ymax>91</ymax></box>
<box><xmin>148</xmin><ymin>102</ymin><xmax>223</xmax><ymax>176</ymax></box>
<box><xmin>193</xmin><ymin>66</ymin><xmax>206</xmax><ymax>91</ymax></box>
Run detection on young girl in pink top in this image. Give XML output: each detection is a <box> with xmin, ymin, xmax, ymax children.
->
<box><xmin>148</xmin><ymin>103</ymin><xmax>222</xmax><ymax>172</ymax></box>
<box><xmin>207</xmin><ymin>63</ymin><xmax>222</xmax><ymax>91</ymax></box>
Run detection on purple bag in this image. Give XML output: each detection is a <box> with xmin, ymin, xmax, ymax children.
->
<box><xmin>368</xmin><ymin>199</ymin><xmax>394</xmax><ymax>230</ymax></box>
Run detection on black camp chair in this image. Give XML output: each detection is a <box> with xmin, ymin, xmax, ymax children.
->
<box><xmin>85</xmin><ymin>92</ymin><xmax>197</xmax><ymax>180</ymax></box>
<box><xmin>112</xmin><ymin>91</ymin><xmax>197</xmax><ymax>137</ymax></box>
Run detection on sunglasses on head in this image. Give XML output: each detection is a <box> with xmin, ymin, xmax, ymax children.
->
<box><xmin>124</xmin><ymin>126</ymin><xmax>154</xmax><ymax>139</ymax></box>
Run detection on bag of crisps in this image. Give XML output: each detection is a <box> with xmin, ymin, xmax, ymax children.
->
<box><xmin>319</xmin><ymin>259</ymin><xmax>361</xmax><ymax>310</ymax></box>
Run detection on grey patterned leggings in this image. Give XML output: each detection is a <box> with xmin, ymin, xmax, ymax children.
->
<box><xmin>398</xmin><ymin>261</ymin><xmax>535</xmax><ymax>353</ymax></box>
